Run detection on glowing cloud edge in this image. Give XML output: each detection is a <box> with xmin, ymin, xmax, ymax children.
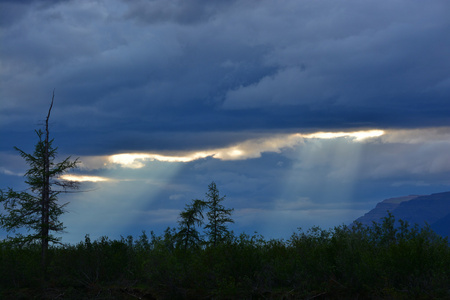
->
<box><xmin>60</xmin><ymin>175</ymin><xmax>110</xmax><ymax>182</ymax></box>
<box><xmin>104</xmin><ymin>129</ymin><xmax>385</xmax><ymax>168</ymax></box>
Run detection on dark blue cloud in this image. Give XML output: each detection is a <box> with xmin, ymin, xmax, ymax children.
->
<box><xmin>2</xmin><ymin>0</ymin><xmax>450</xmax><ymax>242</ymax></box>
<box><xmin>121</xmin><ymin>0</ymin><xmax>240</xmax><ymax>25</ymax></box>
<box><xmin>2</xmin><ymin>0</ymin><xmax>448</xmax><ymax>148</ymax></box>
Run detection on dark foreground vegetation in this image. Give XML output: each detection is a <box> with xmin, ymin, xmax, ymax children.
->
<box><xmin>3</xmin><ymin>95</ymin><xmax>447</xmax><ymax>299</ymax></box>
<box><xmin>1</xmin><ymin>214</ymin><xmax>449</xmax><ymax>300</ymax></box>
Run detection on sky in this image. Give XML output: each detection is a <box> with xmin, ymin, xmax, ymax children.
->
<box><xmin>1</xmin><ymin>0</ymin><xmax>450</xmax><ymax>244</ymax></box>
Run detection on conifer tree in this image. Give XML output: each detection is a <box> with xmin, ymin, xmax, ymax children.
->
<box><xmin>0</xmin><ymin>92</ymin><xmax>79</xmax><ymax>275</ymax></box>
<box><xmin>177</xmin><ymin>199</ymin><xmax>206</xmax><ymax>249</ymax></box>
<box><xmin>204</xmin><ymin>181</ymin><xmax>234</xmax><ymax>247</ymax></box>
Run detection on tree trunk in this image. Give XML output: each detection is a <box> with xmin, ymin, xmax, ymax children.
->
<box><xmin>41</xmin><ymin>91</ymin><xmax>54</xmax><ymax>280</ymax></box>
<box><xmin>213</xmin><ymin>212</ymin><xmax>217</xmax><ymax>247</ymax></box>
<box><xmin>185</xmin><ymin>225</ymin><xmax>190</xmax><ymax>250</ymax></box>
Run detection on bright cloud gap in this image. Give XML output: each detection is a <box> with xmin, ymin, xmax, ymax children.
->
<box><xmin>104</xmin><ymin>129</ymin><xmax>385</xmax><ymax>169</ymax></box>
<box><xmin>303</xmin><ymin>130</ymin><xmax>384</xmax><ymax>141</ymax></box>
<box><xmin>60</xmin><ymin>175</ymin><xmax>110</xmax><ymax>182</ymax></box>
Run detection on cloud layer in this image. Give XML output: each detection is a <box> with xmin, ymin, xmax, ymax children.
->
<box><xmin>2</xmin><ymin>0</ymin><xmax>450</xmax><ymax>155</ymax></box>
<box><xmin>1</xmin><ymin>0</ymin><xmax>450</xmax><ymax>242</ymax></box>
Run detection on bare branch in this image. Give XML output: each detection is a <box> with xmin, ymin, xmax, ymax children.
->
<box><xmin>46</xmin><ymin>89</ymin><xmax>55</xmax><ymax>128</ymax></box>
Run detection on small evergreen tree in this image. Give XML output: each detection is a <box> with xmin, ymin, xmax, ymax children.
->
<box><xmin>177</xmin><ymin>199</ymin><xmax>206</xmax><ymax>249</ymax></box>
<box><xmin>0</xmin><ymin>92</ymin><xmax>79</xmax><ymax>276</ymax></box>
<box><xmin>204</xmin><ymin>181</ymin><xmax>234</xmax><ymax>247</ymax></box>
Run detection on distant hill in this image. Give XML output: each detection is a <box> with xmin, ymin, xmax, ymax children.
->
<box><xmin>354</xmin><ymin>191</ymin><xmax>450</xmax><ymax>238</ymax></box>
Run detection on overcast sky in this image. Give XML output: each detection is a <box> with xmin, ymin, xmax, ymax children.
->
<box><xmin>1</xmin><ymin>0</ymin><xmax>450</xmax><ymax>243</ymax></box>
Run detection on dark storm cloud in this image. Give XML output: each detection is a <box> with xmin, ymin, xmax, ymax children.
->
<box><xmin>222</xmin><ymin>1</ymin><xmax>450</xmax><ymax>121</ymax></box>
<box><xmin>121</xmin><ymin>0</ymin><xmax>238</xmax><ymax>25</ymax></box>
<box><xmin>2</xmin><ymin>0</ymin><xmax>450</xmax><ymax>244</ymax></box>
<box><xmin>0</xmin><ymin>0</ymin><xmax>70</xmax><ymax>27</ymax></box>
<box><xmin>1</xmin><ymin>0</ymin><xmax>450</xmax><ymax>157</ymax></box>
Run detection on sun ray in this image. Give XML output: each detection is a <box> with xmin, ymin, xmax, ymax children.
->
<box><xmin>78</xmin><ymin>129</ymin><xmax>385</xmax><ymax>171</ymax></box>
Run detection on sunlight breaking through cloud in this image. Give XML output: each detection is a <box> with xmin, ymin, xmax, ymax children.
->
<box><xmin>83</xmin><ymin>129</ymin><xmax>386</xmax><ymax>169</ymax></box>
<box><xmin>303</xmin><ymin>130</ymin><xmax>385</xmax><ymax>140</ymax></box>
<box><xmin>108</xmin><ymin>152</ymin><xmax>212</xmax><ymax>168</ymax></box>
<box><xmin>213</xmin><ymin>130</ymin><xmax>384</xmax><ymax>160</ymax></box>
<box><xmin>60</xmin><ymin>175</ymin><xmax>111</xmax><ymax>182</ymax></box>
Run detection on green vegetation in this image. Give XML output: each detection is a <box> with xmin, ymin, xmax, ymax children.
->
<box><xmin>176</xmin><ymin>198</ymin><xmax>205</xmax><ymax>250</ymax></box>
<box><xmin>0</xmin><ymin>93</ymin><xmax>79</xmax><ymax>280</ymax></box>
<box><xmin>175</xmin><ymin>181</ymin><xmax>234</xmax><ymax>249</ymax></box>
<box><xmin>0</xmin><ymin>213</ymin><xmax>449</xmax><ymax>299</ymax></box>
<box><xmin>1</xmin><ymin>96</ymin><xmax>449</xmax><ymax>299</ymax></box>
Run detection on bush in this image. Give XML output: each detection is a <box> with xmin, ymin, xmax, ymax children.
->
<box><xmin>1</xmin><ymin>215</ymin><xmax>449</xmax><ymax>299</ymax></box>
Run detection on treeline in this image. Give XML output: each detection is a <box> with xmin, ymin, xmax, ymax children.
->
<box><xmin>1</xmin><ymin>99</ymin><xmax>449</xmax><ymax>299</ymax></box>
<box><xmin>1</xmin><ymin>214</ymin><xmax>449</xmax><ymax>299</ymax></box>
